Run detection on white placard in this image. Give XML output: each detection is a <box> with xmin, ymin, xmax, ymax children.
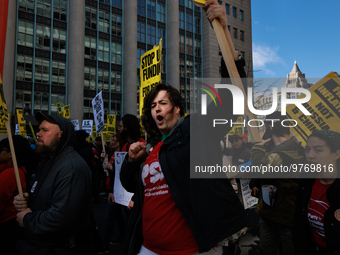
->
<box><xmin>92</xmin><ymin>91</ymin><xmax>105</xmax><ymax>134</ymax></box>
<box><xmin>82</xmin><ymin>119</ymin><xmax>93</xmax><ymax>137</ymax></box>
<box><xmin>114</xmin><ymin>152</ymin><xmax>134</xmax><ymax>207</ymax></box>
<box><xmin>71</xmin><ymin>119</ymin><xmax>79</xmax><ymax>131</ymax></box>
<box><xmin>240</xmin><ymin>178</ymin><xmax>258</xmax><ymax>210</ymax></box>
<box><xmin>15</xmin><ymin>124</ymin><xmax>19</xmax><ymax>135</ymax></box>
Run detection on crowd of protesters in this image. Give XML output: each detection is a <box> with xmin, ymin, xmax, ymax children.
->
<box><xmin>0</xmin><ymin>0</ymin><xmax>339</xmax><ymax>255</ymax></box>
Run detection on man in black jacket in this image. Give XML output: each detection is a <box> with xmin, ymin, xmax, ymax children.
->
<box><xmin>14</xmin><ymin>112</ymin><xmax>97</xmax><ymax>255</ymax></box>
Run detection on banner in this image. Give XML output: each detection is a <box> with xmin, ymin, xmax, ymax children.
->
<box><xmin>107</xmin><ymin>114</ymin><xmax>116</xmax><ymax>134</ymax></box>
<box><xmin>286</xmin><ymin>72</ymin><xmax>340</xmax><ymax>146</ymax></box>
<box><xmin>92</xmin><ymin>91</ymin><xmax>105</xmax><ymax>133</ymax></box>
<box><xmin>16</xmin><ymin>109</ymin><xmax>27</xmax><ymax>136</ymax></box>
<box><xmin>71</xmin><ymin>119</ymin><xmax>79</xmax><ymax>131</ymax></box>
<box><xmin>0</xmin><ymin>0</ymin><xmax>9</xmax><ymax>78</ymax></box>
<box><xmin>56</xmin><ymin>102</ymin><xmax>63</xmax><ymax>116</ymax></box>
<box><xmin>139</xmin><ymin>38</ymin><xmax>162</xmax><ymax>116</ymax></box>
<box><xmin>114</xmin><ymin>152</ymin><xmax>133</xmax><ymax>206</ymax></box>
<box><xmin>82</xmin><ymin>119</ymin><xmax>93</xmax><ymax>137</ymax></box>
<box><xmin>63</xmin><ymin>105</ymin><xmax>70</xmax><ymax>119</ymax></box>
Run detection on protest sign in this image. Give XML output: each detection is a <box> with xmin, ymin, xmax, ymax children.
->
<box><xmin>16</xmin><ymin>109</ymin><xmax>27</xmax><ymax>136</ymax></box>
<box><xmin>286</xmin><ymin>72</ymin><xmax>340</xmax><ymax>146</ymax></box>
<box><xmin>63</xmin><ymin>105</ymin><xmax>70</xmax><ymax>119</ymax></box>
<box><xmin>139</xmin><ymin>39</ymin><xmax>162</xmax><ymax>116</ymax></box>
<box><xmin>82</xmin><ymin>119</ymin><xmax>93</xmax><ymax>137</ymax></box>
<box><xmin>71</xmin><ymin>119</ymin><xmax>79</xmax><ymax>131</ymax></box>
<box><xmin>0</xmin><ymin>119</ymin><xmax>6</xmax><ymax>134</ymax></box>
<box><xmin>29</xmin><ymin>122</ymin><xmax>36</xmax><ymax>141</ymax></box>
<box><xmin>107</xmin><ymin>114</ymin><xmax>116</xmax><ymax>135</ymax></box>
<box><xmin>240</xmin><ymin>178</ymin><xmax>258</xmax><ymax>210</ymax></box>
<box><xmin>0</xmin><ymin>75</ymin><xmax>9</xmax><ymax>121</ymax></box>
<box><xmin>0</xmin><ymin>76</ymin><xmax>23</xmax><ymax>196</ymax></box>
<box><xmin>56</xmin><ymin>102</ymin><xmax>63</xmax><ymax>116</ymax></box>
<box><xmin>92</xmin><ymin>91</ymin><xmax>105</xmax><ymax>134</ymax></box>
<box><xmin>92</xmin><ymin>125</ymin><xmax>97</xmax><ymax>139</ymax></box>
<box><xmin>227</xmin><ymin>116</ymin><xmax>244</xmax><ymax>136</ymax></box>
<box><xmin>114</xmin><ymin>152</ymin><xmax>134</xmax><ymax>206</ymax></box>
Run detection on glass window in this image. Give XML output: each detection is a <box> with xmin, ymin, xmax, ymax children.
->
<box><xmin>157</xmin><ymin>28</ymin><xmax>165</xmax><ymax>47</ymax></box>
<box><xmin>19</xmin><ymin>0</ymin><xmax>35</xmax><ymax>13</ymax></box>
<box><xmin>195</xmin><ymin>39</ymin><xmax>201</xmax><ymax>57</ymax></box>
<box><xmin>156</xmin><ymin>2</ymin><xmax>165</xmax><ymax>22</ymax></box>
<box><xmin>225</xmin><ymin>4</ymin><xmax>229</xmax><ymax>15</ymax></box>
<box><xmin>194</xmin><ymin>16</ymin><xmax>200</xmax><ymax>34</ymax></box>
<box><xmin>16</xmin><ymin>55</ymin><xmax>33</xmax><ymax>81</ymax></box>
<box><xmin>112</xmin><ymin>14</ymin><xmax>122</xmax><ymax>36</ymax></box>
<box><xmin>35</xmin><ymin>58</ymin><xmax>50</xmax><ymax>83</ymax></box>
<box><xmin>17</xmin><ymin>20</ymin><xmax>34</xmax><ymax>47</ymax></box>
<box><xmin>233</xmin><ymin>7</ymin><xmax>237</xmax><ymax>17</ymax></box>
<box><xmin>147</xmin><ymin>0</ymin><xmax>156</xmax><ymax>19</ymax></box>
<box><xmin>111</xmin><ymin>0</ymin><xmax>122</xmax><ymax>8</ymax></box>
<box><xmin>53</xmin><ymin>28</ymin><xmax>66</xmax><ymax>53</ymax></box>
<box><xmin>179</xmin><ymin>11</ymin><xmax>185</xmax><ymax>30</ymax></box>
<box><xmin>147</xmin><ymin>25</ymin><xmax>156</xmax><ymax>45</ymax></box>
<box><xmin>240</xmin><ymin>10</ymin><xmax>244</xmax><ymax>20</ymax></box>
<box><xmin>233</xmin><ymin>27</ymin><xmax>237</xmax><ymax>39</ymax></box>
<box><xmin>240</xmin><ymin>30</ymin><xmax>244</xmax><ymax>41</ymax></box>
<box><xmin>179</xmin><ymin>35</ymin><xmax>185</xmax><ymax>53</ymax></box>
<box><xmin>137</xmin><ymin>0</ymin><xmax>146</xmax><ymax>16</ymax></box>
<box><xmin>137</xmin><ymin>22</ymin><xmax>146</xmax><ymax>42</ymax></box>
<box><xmin>186</xmin><ymin>36</ymin><xmax>193</xmax><ymax>55</ymax></box>
<box><xmin>186</xmin><ymin>14</ymin><xmax>193</xmax><ymax>32</ymax></box>
<box><xmin>85</xmin><ymin>6</ymin><xmax>97</xmax><ymax>30</ymax></box>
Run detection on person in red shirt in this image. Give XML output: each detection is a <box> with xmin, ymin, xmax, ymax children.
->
<box><xmin>295</xmin><ymin>130</ymin><xmax>340</xmax><ymax>254</ymax></box>
<box><xmin>0</xmin><ymin>135</ymin><xmax>37</xmax><ymax>255</ymax></box>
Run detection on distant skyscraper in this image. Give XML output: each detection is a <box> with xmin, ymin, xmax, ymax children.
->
<box><xmin>3</xmin><ymin>0</ymin><xmax>252</xmax><ymax>126</ymax></box>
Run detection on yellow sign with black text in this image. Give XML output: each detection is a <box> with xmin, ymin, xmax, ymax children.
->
<box><xmin>107</xmin><ymin>114</ymin><xmax>116</xmax><ymax>134</ymax></box>
<box><xmin>63</xmin><ymin>105</ymin><xmax>70</xmax><ymax>119</ymax></box>
<box><xmin>227</xmin><ymin>116</ymin><xmax>244</xmax><ymax>136</ymax></box>
<box><xmin>0</xmin><ymin>75</ymin><xmax>9</xmax><ymax>121</ymax></box>
<box><xmin>0</xmin><ymin>119</ymin><xmax>6</xmax><ymax>134</ymax></box>
<box><xmin>56</xmin><ymin>102</ymin><xmax>63</xmax><ymax>116</ymax></box>
<box><xmin>16</xmin><ymin>109</ymin><xmax>27</xmax><ymax>136</ymax></box>
<box><xmin>139</xmin><ymin>39</ymin><xmax>162</xmax><ymax>116</ymax></box>
<box><xmin>286</xmin><ymin>72</ymin><xmax>340</xmax><ymax>146</ymax></box>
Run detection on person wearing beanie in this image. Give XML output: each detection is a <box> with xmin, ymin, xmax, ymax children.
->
<box><xmin>294</xmin><ymin>130</ymin><xmax>340</xmax><ymax>254</ymax></box>
<box><xmin>242</xmin><ymin>133</ymin><xmax>252</xmax><ymax>150</ymax></box>
<box><xmin>13</xmin><ymin>112</ymin><xmax>97</xmax><ymax>254</ymax></box>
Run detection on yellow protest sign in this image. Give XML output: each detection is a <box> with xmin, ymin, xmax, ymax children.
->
<box><xmin>0</xmin><ymin>119</ymin><xmax>6</xmax><ymax>134</ymax></box>
<box><xmin>63</xmin><ymin>105</ymin><xmax>70</xmax><ymax>119</ymax></box>
<box><xmin>92</xmin><ymin>125</ymin><xmax>97</xmax><ymax>140</ymax></box>
<box><xmin>286</xmin><ymin>72</ymin><xmax>340</xmax><ymax>146</ymax></box>
<box><xmin>107</xmin><ymin>114</ymin><xmax>116</xmax><ymax>134</ymax></box>
<box><xmin>56</xmin><ymin>102</ymin><xmax>63</xmax><ymax>116</ymax></box>
<box><xmin>16</xmin><ymin>109</ymin><xmax>27</xmax><ymax>136</ymax></box>
<box><xmin>227</xmin><ymin>116</ymin><xmax>244</xmax><ymax>136</ymax></box>
<box><xmin>29</xmin><ymin>122</ymin><xmax>36</xmax><ymax>141</ymax></box>
<box><xmin>0</xmin><ymin>75</ymin><xmax>9</xmax><ymax>121</ymax></box>
<box><xmin>139</xmin><ymin>38</ymin><xmax>162</xmax><ymax>116</ymax></box>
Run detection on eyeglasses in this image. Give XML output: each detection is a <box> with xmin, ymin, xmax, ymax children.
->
<box><xmin>230</xmin><ymin>139</ymin><xmax>239</xmax><ymax>143</ymax></box>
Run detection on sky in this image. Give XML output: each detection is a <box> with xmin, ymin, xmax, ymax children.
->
<box><xmin>251</xmin><ymin>0</ymin><xmax>340</xmax><ymax>80</ymax></box>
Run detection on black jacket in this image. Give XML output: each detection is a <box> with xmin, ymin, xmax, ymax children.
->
<box><xmin>23</xmin><ymin>116</ymin><xmax>94</xmax><ymax>248</ymax></box>
<box><xmin>294</xmin><ymin>178</ymin><xmax>340</xmax><ymax>254</ymax></box>
<box><xmin>120</xmin><ymin>58</ymin><xmax>248</xmax><ymax>255</ymax></box>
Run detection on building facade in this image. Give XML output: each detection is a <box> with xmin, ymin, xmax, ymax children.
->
<box><xmin>255</xmin><ymin>61</ymin><xmax>313</xmax><ymax>116</ymax></box>
<box><xmin>3</xmin><ymin>0</ymin><xmax>252</xmax><ymax>128</ymax></box>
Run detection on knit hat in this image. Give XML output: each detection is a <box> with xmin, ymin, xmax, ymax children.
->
<box><xmin>242</xmin><ymin>134</ymin><xmax>248</xmax><ymax>139</ymax></box>
<box><xmin>310</xmin><ymin>130</ymin><xmax>340</xmax><ymax>151</ymax></box>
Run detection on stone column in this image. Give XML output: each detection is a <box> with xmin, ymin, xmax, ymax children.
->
<box><xmin>68</xmin><ymin>0</ymin><xmax>85</xmax><ymax>126</ymax></box>
<box><xmin>3</xmin><ymin>0</ymin><xmax>16</xmax><ymax>119</ymax></box>
<box><xmin>123</xmin><ymin>0</ymin><xmax>137</xmax><ymax>115</ymax></box>
<box><xmin>166</xmin><ymin>0</ymin><xmax>179</xmax><ymax>90</ymax></box>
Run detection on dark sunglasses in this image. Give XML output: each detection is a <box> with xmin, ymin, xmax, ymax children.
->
<box><xmin>230</xmin><ymin>139</ymin><xmax>239</xmax><ymax>143</ymax></box>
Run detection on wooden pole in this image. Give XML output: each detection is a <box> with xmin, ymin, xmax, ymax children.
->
<box><xmin>5</xmin><ymin>119</ymin><xmax>23</xmax><ymax>197</ymax></box>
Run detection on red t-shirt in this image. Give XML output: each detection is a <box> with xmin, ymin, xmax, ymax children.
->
<box><xmin>307</xmin><ymin>178</ymin><xmax>331</xmax><ymax>247</ymax></box>
<box><xmin>121</xmin><ymin>137</ymin><xmax>146</xmax><ymax>152</ymax></box>
<box><xmin>142</xmin><ymin>142</ymin><xmax>198</xmax><ymax>255</ymax></box>
<box><xmin>105</xmin><ymin>153</ymin><xmax>116</xmax><ymax>190</ymax></box>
